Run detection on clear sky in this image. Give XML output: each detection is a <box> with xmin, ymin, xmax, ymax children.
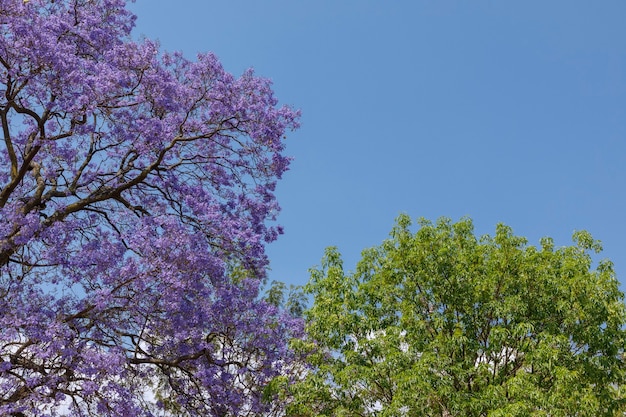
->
<box><xmin>128</xmin><ymin>1</ymin><xmax>626</xmax><ymax>289</ymax></box>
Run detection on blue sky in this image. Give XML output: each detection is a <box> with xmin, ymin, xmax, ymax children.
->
<box><xmin>129</xmin><ymin>1</ymin><xmax>626</xmax><ymax>289</ymax></box>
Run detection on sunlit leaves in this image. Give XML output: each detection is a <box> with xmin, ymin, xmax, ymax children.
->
<box><xmin>291</xmin><ymin>214</ymin><xmax>626</xmax><ymax>416</ymax></box>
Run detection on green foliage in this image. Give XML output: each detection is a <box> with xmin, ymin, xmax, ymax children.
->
<box><xmin>264</xmin><ymin>280</ymin><xmax>308</xmax><ymax>318</ymax></box>
<box><xmin>265</xmin><ymin>280</ymin><xmax>288</xmax><ymax>307</ymax></box>
<box><xmin>289</xmin><ymin>214</ymin><xmax>626</xmax><ymax>416</ymax></box>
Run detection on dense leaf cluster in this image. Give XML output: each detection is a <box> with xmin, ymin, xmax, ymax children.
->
<box><xmin>291</xmin><ymin>214</ymin><xmax>626</xmax><ymax>416</ymax></box>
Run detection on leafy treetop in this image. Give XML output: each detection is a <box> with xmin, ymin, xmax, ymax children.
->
<box><xmin>290</xmin><ymin>214</ymin><xmax>626</xmax><ymax>417</ymax></box>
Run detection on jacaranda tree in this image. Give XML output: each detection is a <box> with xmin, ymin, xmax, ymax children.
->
<box><xmin>0</xmin><ymin>1</ymin><xmax>301</xmax><ymax>415</ymax></box>
<box><xmin>290</xmin><ymin>215</ymin><xmax>626</xmax><ymax>416</ymax></box>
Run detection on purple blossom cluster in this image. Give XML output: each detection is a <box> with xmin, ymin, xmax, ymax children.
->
<box><xmin>0</xmin><ymin>0</ymin><xmax>301</xmax><ymax>415</ymax></box>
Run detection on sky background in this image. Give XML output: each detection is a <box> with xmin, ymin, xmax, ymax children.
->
<box><xmin>128</xmin><ymin>1</ymin><xmax>626</xmax><ymax>290</ymax></box>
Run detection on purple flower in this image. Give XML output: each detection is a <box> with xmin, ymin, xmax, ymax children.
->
<box><xmin>0</xmin><ymin>1</ymin><xmax>302</xmax><ymax>415</ymax></box>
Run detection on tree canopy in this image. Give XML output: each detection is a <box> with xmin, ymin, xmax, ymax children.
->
<box><xmin>0</xmin><ymin>1</ymin><xmax>300</xmax><ymax>416</ymax></box>
<box><xmin>291</xmin><ymin>214</ymin><xmax>626</xmax><ymax>416</ymax></box>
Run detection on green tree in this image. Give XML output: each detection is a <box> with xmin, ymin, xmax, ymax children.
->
<box><xmin>289</xmin><ymin>215</ymin><xmax>626</xmax><ymax>416</ymax></box>
<box><xmin>264</xmin><ymin>280</ymin><xmax>308</xmax><ymax>318</ymax></box>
